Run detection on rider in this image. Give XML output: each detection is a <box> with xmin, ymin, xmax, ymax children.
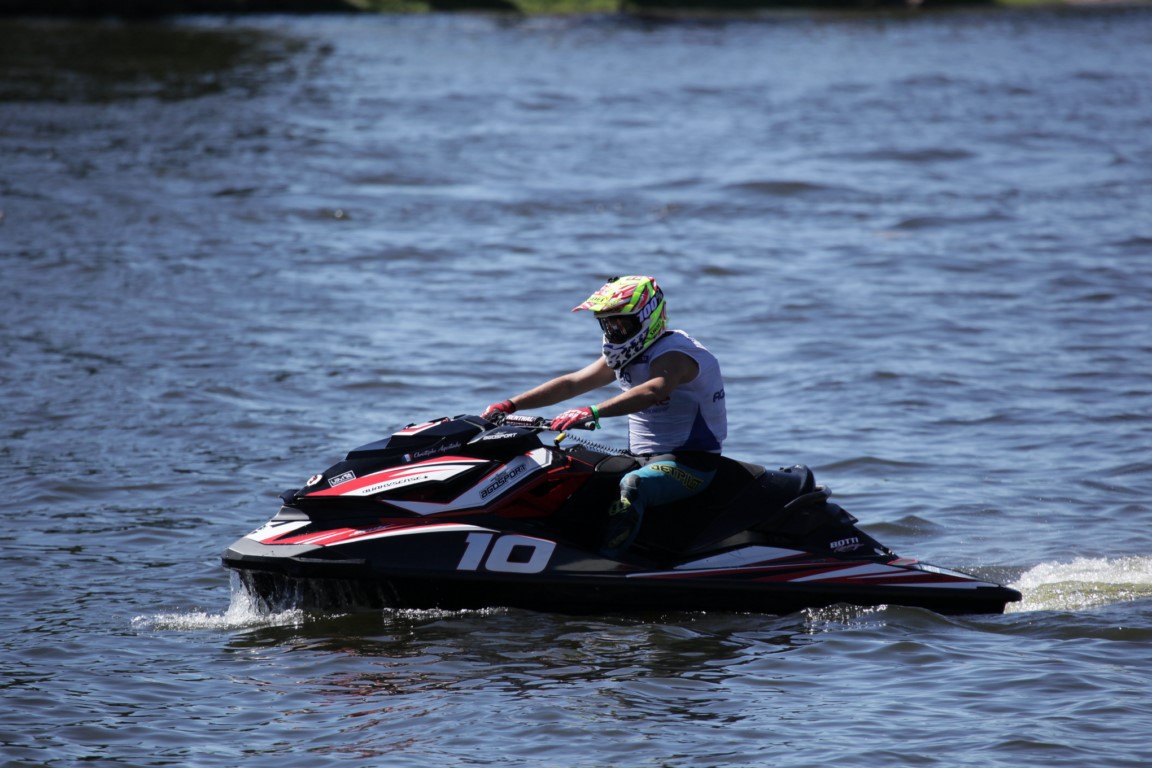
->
<box><xmin>482</xmin><ymin>275</ymin><xmax>727</xmax><ymax>557</ymax></box>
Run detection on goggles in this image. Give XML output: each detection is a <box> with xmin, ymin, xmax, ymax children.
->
<box><xmin>598</xmin><ymin>314</ymin><xmax>641</xmax><ymax>344</ymax></box>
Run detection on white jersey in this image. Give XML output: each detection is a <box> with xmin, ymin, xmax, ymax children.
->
<box><xmin>615</xmin><ymin>330</ymin><xmax>727</xmax><ymax>455</ymax></box>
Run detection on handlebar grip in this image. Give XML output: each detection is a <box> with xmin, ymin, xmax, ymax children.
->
<box><xmin>498</xmin><ymin>414</ymin><xmax>549</xmax><ymax>429</ymax></box>
<box><xmin>491</xmin><ymin>413</ymin><xmax>598</xmax><ymax>431</ymax></box>
<box><xmin>565</xmin><ymin>418</ymin><xmax>599</xmax><ymax>431</ymax></box>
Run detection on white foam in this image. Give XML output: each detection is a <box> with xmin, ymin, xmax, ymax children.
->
<box><xmin>1007</xmin><ymin>556</ymin><xmax>1152</xmax><ymax>613</ymax></box>
<box><xmin>381</xmin><ymin>606</ymin><xmax>507</xmax><ymax>622</ymax></box>
<box><xmin>131</xmin><ymin>582</ymin><xmax>304</xmax><ymax>631</ymax></box>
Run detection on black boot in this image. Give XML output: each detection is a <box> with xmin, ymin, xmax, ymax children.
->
<box><xmin>601</xmin><ymin>496</ymin><xmax>642</xmax><ymax>558</ymax></box>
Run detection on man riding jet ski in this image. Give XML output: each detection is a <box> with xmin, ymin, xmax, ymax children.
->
<box><xmin>222</xmin><ymin>276</ymin><xmax>1020</xmax><ymax>615</ymax></box>
<box><xmin>483</xmin><ymin>275</ymin><xmax>727</xmax><ymax>560</ymax></box>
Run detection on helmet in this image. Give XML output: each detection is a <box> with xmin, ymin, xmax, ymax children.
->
<box><xmin>572</xmin><ymin>275</ymin><xmax>668</xmax><ymax>369</ymax></box>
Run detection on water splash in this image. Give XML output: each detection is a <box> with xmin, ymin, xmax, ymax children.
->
<box><xmin>1007</xmin><ymin>556</ymin><xmax>1152</xmax><ymax>613</ymax></box>
<box><xmin>380</xmin><ymin>606</ymin><xmax>508</xmax><ymax>622</ymax></box>
<box><xmin>131</xmin><ymin>578</ymin><xmax>304</xmax><ymax>631</ymax></box>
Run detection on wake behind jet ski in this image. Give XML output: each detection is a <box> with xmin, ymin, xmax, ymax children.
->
<box><xmin>222</xmin><ymin>413</ymin><xmax>1021</xmax><ymax>616</ymax></box>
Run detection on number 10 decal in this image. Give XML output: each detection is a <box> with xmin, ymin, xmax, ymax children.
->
<box><xmin>457</xmin><ymin>533</ymin><xmax>556</xmax><ymax>574</ymax></box>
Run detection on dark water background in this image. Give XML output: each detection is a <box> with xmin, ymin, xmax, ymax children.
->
<box><xmin>3</xmin><ymin>8</ymin><xmax>1152</xmax><ymax>766</ymax></box>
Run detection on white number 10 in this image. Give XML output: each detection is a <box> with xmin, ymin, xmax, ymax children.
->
<box><xmin>457</xmin><ymin>533</ymin><xmax>556</xmax><ymax>574</ymax></box>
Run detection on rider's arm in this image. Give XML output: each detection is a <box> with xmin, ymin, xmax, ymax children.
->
<box><xmin>507</xmin><ymin>357</ymin><xmax>616</xmax><ymax>411</ymax></box>
<box><xmin>593</xmin><ymin>351</ymin><xmax>699</xmax><ymax>418</ymax></box>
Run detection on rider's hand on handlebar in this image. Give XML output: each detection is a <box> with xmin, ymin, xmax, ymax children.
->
<box><xmin>550</xmin><ymin>406</ymin><xmax>599</xmax><ymax>431</ymax></box>
<box><xmin>482</xmin><ymin>400</ymin><xmax>517</xmax><ymax>421</ymax></box>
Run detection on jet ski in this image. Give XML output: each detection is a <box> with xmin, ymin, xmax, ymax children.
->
<box><xmin>222</xmin><ymin>414</ymin><xmax>1021</xmax><ymax>616</ymax></box>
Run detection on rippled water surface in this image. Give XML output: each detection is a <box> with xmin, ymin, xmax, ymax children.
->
<box><xmin>3</xmin><ymin>8</ymin><xmax>1152</xmax><ymax>767</ymax></box>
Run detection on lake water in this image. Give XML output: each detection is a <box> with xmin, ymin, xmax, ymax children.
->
<box><xmin>3</xmin><ymin>7</ymin><xmax>1152</xmax><ymax>766</ymax></box>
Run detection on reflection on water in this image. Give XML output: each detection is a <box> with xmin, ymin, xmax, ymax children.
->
<box><xmin>223</xmin><ymin>604</ymin><xmax>822</xmax><ymax>669</ymax></box>
<box><xmin>212</xmin><ymin>604</ymin><xmax>831</xmax><ymax>753</ymax></box>
<box><xmin>0</xmin><ymin>18</ymin><xmax>321</xmax><ymax>103</ymax></box>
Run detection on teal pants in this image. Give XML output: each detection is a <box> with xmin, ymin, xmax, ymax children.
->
<box><xmin>617</xmin><ymin>454</ymin><xmax>717</xmax><ymax>536</ymax></box>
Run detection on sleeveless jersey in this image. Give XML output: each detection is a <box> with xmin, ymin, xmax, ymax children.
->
<box><xmin>616</xmin><ymin>330</ymin><xmax>727</xmax><ymax>455</ymax></box>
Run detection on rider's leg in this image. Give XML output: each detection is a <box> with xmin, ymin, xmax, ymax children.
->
<box><xmin>602</xmin><ymin>456</ymin><xmax>717</xmax><ymax>557</ymax></box>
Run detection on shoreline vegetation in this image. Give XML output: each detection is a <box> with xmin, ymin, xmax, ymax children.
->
<box><xmin>0</xmin><ymin>0</ymin><xmax>1146</xmax><ymax>16</ymax></box>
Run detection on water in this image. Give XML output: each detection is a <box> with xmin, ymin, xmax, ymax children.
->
<box><xmin>3</xmin><ymin>7</ymin><xmax>1152</xmax><ymax>766</ymax></box>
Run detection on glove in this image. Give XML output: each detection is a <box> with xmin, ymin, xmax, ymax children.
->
<box><xmin>550</xmin><ymin>406</ymin><xmax>599</xmax><ymax>432</ymax></box>
<box><xmin>482</xmin><ymin>399</ymin><xmax>517</xmax><ymax>421</ymax></box>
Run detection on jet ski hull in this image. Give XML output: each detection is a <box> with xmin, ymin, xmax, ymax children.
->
<box><xmin>223</xmin><ymin>513</ymin><xmax>1020</xmax><ymax>616</ymax></box>
<box><xmin>229</xmin><ymin>566</ymin><xmax>1020</xmax><ymax>616</ymax></box>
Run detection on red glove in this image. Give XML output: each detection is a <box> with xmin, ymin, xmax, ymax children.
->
<box><xmin>550</xmin><ymin>406</ymin><xmax>599</xmax><ymax>431</ymax></box>
<box><xmin>482</xmin><ymin>400</ymin><xmax>517</xmax><ymax>420</ymax></box>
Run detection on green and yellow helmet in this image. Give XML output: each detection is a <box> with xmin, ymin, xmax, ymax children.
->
<box><xmin>572</xmin><ymin>275</ymin><xmax>668</xmax><ymax>369</ymax></box>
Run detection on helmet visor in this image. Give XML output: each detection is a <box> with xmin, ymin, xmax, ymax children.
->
<box><xmin>598</xmin><ymin>314</ymin><xmax>641</xmax><ymax>344</ymax></box>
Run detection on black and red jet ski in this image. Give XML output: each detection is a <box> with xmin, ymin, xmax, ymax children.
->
<box><xmin>222</xmin><ymin>414</ymin><xmax>1021</xmax><ymax>615</ymax></box>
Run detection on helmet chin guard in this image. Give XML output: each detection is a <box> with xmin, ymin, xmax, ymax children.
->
<box><xmin>573</xmin><ymin>276</ymin><xmax>667</xmax><ymax>370</ymax></box>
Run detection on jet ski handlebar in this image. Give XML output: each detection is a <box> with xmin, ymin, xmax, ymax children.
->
<box><xmin>493</xmin><ymin>413</ymin><xmax>598</xmax><ymax>431</ymax></box>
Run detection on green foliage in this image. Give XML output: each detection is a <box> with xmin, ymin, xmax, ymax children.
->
<box><xmin>515</xmin><ymin>0</ymin><xmax>617</xmax><ymax>11</ymax></box>
<box><xmin>353</xmin><ymin>0</ymin><xmax>618</xmax><ymax>11</ymax></box>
